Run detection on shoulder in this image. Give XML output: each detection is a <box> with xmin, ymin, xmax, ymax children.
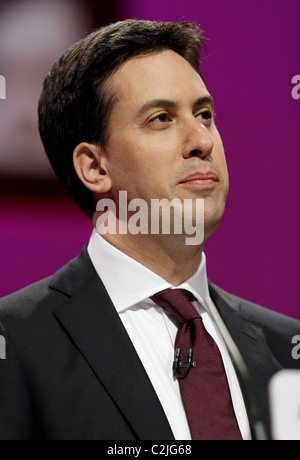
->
<box><xmin>0</xmin><ymin>276</ymin><xmax>54</xmax><ymax>321</ymax></box>
<box><xmin>209</xmin><ymin>281</ymin><xmax>300</xmax><ymax>368</ymax></box>
<box><xmin>0</xmin><ymin>245</ymin><xmax>95</xmax><ymax>324</ymax></box>
<box><xmin>209</xmin><ymin>281</ymin><xmax>300</xmax><ymax>332</ymax></box>
<box><xmin>0</xmin><ymin>245</ymin><xmax>102</xmax><ymax>368</ymax></box>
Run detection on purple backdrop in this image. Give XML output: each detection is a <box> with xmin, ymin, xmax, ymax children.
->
<box><xmin>1</xmin><ymin>0</ymin><xmax>299</xmax><ymax>320</ymax></box>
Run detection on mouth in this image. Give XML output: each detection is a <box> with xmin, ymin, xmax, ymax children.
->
<box><xmin>179</xmin><ymin>170</ymin><xmax>219</xmax><ymax>188</ymax></box>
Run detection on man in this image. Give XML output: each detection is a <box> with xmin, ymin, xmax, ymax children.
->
<box><xmin>0</xmin><ymin>19</ymin><xmax>299</xmax><ymax>441</ymax></box>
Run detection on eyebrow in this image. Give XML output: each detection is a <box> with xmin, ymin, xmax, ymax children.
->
<box><xmin>135</xmin><ymin>95</ymin><xmax>215</xmax><ymax>119</ymax></box>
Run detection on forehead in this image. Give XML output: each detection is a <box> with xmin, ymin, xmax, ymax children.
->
<box><xmin>108</xmin><ymin>49</ymin><xmax>208</xmax><ymax>110</ymax></box>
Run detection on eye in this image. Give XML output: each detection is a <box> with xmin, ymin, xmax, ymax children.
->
<box><xmin>148</xmin><ymin>112</ymin><xmax>172</xmax><ymax>125</ymax></box>
<box><xmin>196</xmin><ymin>110</ymin><xmax>213</xmax><ymax>122</ymax></box>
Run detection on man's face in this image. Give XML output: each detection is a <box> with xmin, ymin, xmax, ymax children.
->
<box><xmin>101</xmin><ymin>49</ymin><xmax>229</xmax><ymax>240</ymax></box>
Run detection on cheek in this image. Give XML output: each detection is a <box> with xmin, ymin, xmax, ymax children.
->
<box><xmin>122</xmin><ymin>134</ymin><xmax>175</xmax><ymax>173</ymax></box>
<box><xmin>106</xmin><ymin>137</ymin><xmax>164</xmax><ymax>194</ymax></box>
<box><xmin>219</xmin><ymin>154</ymin><xmax>229</xmax><ymax>183</ymax></box>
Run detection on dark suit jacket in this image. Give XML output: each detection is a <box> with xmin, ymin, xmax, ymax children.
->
<box><xmin>0</xmin><ymin>246</ymin><xmax>299</xmax><ymax>440</ymax></box>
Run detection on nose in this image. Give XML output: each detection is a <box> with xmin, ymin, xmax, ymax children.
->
<box><xmin>181</xmin><ymin>117</ymin><xmax>214</xmax><ymax>160</ymax></box>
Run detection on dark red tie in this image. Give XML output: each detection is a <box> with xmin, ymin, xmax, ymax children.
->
<box><xmin>151</xmin><ymin>288</ymin><xmax>242</xmax><ymax>440</ymax></box>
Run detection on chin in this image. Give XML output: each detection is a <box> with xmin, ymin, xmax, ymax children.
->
<box><xmin>203</xmin><ymin>209</ymin><xmax>225</xmax><ymax>240</ymax></box>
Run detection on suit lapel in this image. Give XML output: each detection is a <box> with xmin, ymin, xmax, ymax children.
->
<box><xmin>50</xmin><ymin>247</ymin><xmax>174</xmax><ymax>440</ymax></box>
<box><xmin>209</xmin><ymin>282</ymin><xmax>282</xmax><ymax>438</ymax></box>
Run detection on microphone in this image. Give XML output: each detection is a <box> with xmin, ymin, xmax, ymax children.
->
<box><xmin>173</xmin><ymin>348</ymin><xmax>196</xmax><ymax>379</ymax></box>
<box><xmin>206</xmin><ymin>301</ymin><xmax>269</xmax><ymax>440</ymax></box>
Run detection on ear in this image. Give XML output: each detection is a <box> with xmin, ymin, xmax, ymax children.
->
<box><xmin>73</xmin><ymin>142</ymin><xmax>112</xmax><ymax>194</ymax></box>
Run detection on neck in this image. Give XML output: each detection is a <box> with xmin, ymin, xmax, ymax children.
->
<box><xmin>97</xmin><ymin>230</ymin><xmax>204</xmax><ymax>286</ymax></box>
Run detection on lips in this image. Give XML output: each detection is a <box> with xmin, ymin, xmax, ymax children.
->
<box><xmin>179</xmin><ymin>170</ymin><xmax>219</xmax><ymax>185</ymax></box>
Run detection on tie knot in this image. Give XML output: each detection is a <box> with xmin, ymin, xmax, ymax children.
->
<box><xmin>151</xmin><ymin>288</ymin><xmax>199</xmax><ymax>323</ymax></box>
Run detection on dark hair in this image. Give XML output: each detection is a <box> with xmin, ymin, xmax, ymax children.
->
<box><xmin>38</xmin><ymin>19</ymin><xmax>206</xmax><ymax>217</ymax></box>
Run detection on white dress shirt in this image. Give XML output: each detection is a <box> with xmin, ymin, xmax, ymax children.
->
<box><xmin>87</xmin><ymin>229</ymin><xmax>251</xmax><ymax>440</ymax></box>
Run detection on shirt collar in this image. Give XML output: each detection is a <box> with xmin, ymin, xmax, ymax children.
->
<box><xmin>87</xmin><ymin>229</ymin><xmax>210</xmax><ymax>313</ymax></box>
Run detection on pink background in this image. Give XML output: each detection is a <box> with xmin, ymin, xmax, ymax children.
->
<box><xmin>1</xmin><ymin>0</ymin><xmax>300</xmax><ymax>320</ymax></box>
